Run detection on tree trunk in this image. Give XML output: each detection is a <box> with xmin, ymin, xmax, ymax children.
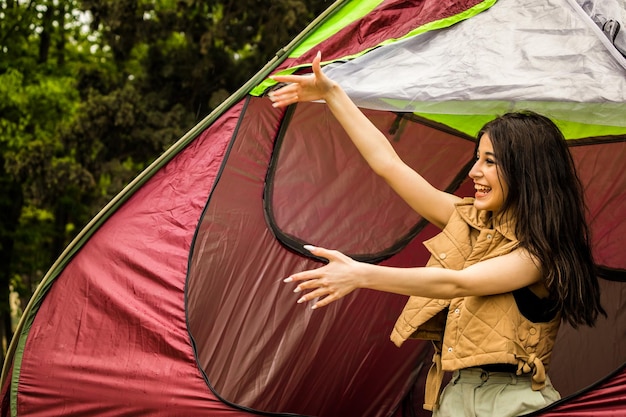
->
<box><xmin>56</xmin><ymin>1</ymin><xmax>66</xmax><ymax>67</ymax></box>
<box><xmin>38</xmin><ymin>2</ymin><xmax>54</xmax><ymax>64</ymax></box>
<box><xmin>0</xmin><ymin>168</ymin><xmax>23</xmax><ymax>360</ymax></box>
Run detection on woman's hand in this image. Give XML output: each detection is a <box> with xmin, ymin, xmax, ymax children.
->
<box><xmin>284</xmin><ymin>245</ymin><xmax>363</xmax><ymax>309</ymax></box>
<box><xmin>268</xmin><ymin>51</ymin><xmax>336</xmax><ymax>107</ymax></box>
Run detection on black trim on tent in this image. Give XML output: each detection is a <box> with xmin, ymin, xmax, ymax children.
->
<box><xmin>520</xmin><ymin>361</ymin><xmax>626</xmax><ymax>416</ymax></box>
<box><xmin>565</xmin><ymin>133</ymin><xmax>626</xmax><ymax>146</ymax></box>
<box><xmin>597</xmin><ymin>266</ymin><xmax>626</xmax><ymax>282</ymax></box>
<box><xmin>567</xmin><ymin>133</ymin><xmax>626</xmax><ymax>281</ymax></box>
<box><xmin>263</xmin><ymin>107</ymin><xmax>476</xmax><ymax>265</ymax></box>
<box><xmin>185</xmin><ymin>97</ymin><xmax>314</xmax><ymax>417</ymax></box>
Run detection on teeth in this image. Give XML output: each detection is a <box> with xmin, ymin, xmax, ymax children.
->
<box><xmin>476</xmin><ymin>186</ymin><xmax>491</xmax><ymax>192</ymax></box>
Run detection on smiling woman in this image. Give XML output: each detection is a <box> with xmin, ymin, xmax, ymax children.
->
<box><xmin>468</xmin><ymin>133</ymin><xmax>508</xmax><ymax>213</ymax></box>
<box><xmin>270</xmin><ymin>53</ymin><xmax>606</xmax><ymax>417</ymax></box>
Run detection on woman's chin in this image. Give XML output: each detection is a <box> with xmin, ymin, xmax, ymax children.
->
<box><xmin>473</xmin><ymin>199</ymin><xmax>501</xmax><ymax>213</ymax></box>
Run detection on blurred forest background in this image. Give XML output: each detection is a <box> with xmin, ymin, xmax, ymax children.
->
<box><xmin>0</xmin><ymin>0</ymin><xmax>330</xmax><ymax>364</ymax></box>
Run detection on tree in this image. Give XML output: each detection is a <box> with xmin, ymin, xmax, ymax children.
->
<box><xmin>0</xmin><ymin>0</ymin><xmax>91</xmax><ymax>355</ymax></box>
<box><xmin>1</xmin><ymin>0</ymin><xmax>330</xmax><ymax>363</ymax></box>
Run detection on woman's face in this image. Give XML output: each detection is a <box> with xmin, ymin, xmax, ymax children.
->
<box><xmin>469</xmin><ymin>133</ymin><xmax>508</xmax><ymax>213</ymax></box>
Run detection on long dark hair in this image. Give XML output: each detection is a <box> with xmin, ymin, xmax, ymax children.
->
<box><xmin>478</xmin><ymin>111</ymin><xmax>606</xmax><ymax>327</ymax></box>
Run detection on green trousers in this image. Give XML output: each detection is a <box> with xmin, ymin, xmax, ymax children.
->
<box><xmin>433</xmin><ymin>368</ymin><xmax>561</xmax><ymax>417</ymax></box>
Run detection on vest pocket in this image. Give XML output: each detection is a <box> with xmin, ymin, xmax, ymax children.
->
<box><xmin>423</xmin><ymin>230</ymin><xmax>468</xmax><ymax>270</ymax></box>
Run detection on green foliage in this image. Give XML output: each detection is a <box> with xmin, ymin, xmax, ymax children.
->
<box><xmin>0</xmin><ymin>0</ymin><xmax>331</xmax><ymax>360</ymax></box>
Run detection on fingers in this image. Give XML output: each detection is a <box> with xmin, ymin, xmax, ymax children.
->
<box><xmin>268</xmin><ymin>82</ymin><xmax>304</xmax><ymax>108</ymax></box>
<box><xmin>296</xmin><ymin>287</ymin><xmax>327</xmax><ymax>304</ymax></box>
<box><xmin>304</xmin><ymin>244</ymin><xmax>342</xmax><ymax>262</ymax></box>
<box><xmin>284</xmin><ymin>269</ymin><xmax>322</xmax><ymax>284</ymax></box>
<box><xmin>293</xmin><ymin>279</ymin><xmax>342</xmax><ymax>310</ymax></box>
<box><xmin>297</xmin><ymin>288</ymin><xmax>338</xmax><ymax>310</ymax></box>
<box><xmin>283</xmin><ymin>244</ymin><xmax>353</xmax><ymax>310</ymax></box>
<box><xmin>293</xmin><ymin>275</ymin><xmax>327</xmax><ymax>292</ymax></box>
<box><xmin>282</xmin><ymin>246</ymin><xmax>333</xmax><ymax>283</ymax></box>
<box><xmin>269</xmin><ymin>94</ymin><xmax>298</xmax><ymax>108</ymax></box>
<box><xmin>312</xmin><ymin>50</ymin><xmax>323</xmax><ymax>79</ymax></box>
<box><xmin>269</xmin><ymin>82</ymin><xmax>298</xmax><ymax>94</ymax></box>
<box><xmin>268</xmin><ymin>51</ymin><xmax>327</xmax><ymax>108</ymax></box>
<box><xmin>270</xmin><ymin>51</ymin><xmax>322</xmax><ymax>84</ymax></box>
<box><xmin>270</xmin><ymin>74</ymin><xmax>305</xmax><ymax>84</ymax></box>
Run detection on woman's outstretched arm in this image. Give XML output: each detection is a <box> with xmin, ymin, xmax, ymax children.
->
<box><xmin>269</xmin><ymin>52</ymin><xmax>460</xmax><ymax>229</ymax></box>
<box><xmin>284</xmin><ymin>245</ymin><xmax>542</xmax><ymax>310</ymax></box>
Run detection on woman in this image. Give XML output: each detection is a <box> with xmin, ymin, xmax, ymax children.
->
<box><xmin>268</xmin><ymin>52</ymin><xmax>605</xmax><ymax>417</ymax></box>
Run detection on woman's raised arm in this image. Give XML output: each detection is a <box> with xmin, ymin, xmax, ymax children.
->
<box><xmin>269</xmin><ymin>52</ymin><xmax>460</xmax><ymax>229</ymax></box>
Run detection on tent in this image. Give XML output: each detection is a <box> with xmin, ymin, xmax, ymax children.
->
<box><xmin>2</xmin><ymin>0</ymin><xmax>625</xmax><ymax>415</ymax></box>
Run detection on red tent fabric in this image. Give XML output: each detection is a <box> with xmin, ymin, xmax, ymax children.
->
<box><xmin>4</xmin><ymin>102</ymin><xmax>245</xmax><ymax>416</ymax></box>
<box><xmin>2</xmin><ymin>0</ymin><xmax>625</xmax><ymax>416</ymax></box>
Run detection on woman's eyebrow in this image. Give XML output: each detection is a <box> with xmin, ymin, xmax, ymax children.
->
<box><xmin>477</xmin><ymin>150</ymin><xmax>497</xmax><ymax>157</ymax></box>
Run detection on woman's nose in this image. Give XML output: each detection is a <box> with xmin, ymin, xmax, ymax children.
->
<box><xmin>469</xmin><ymin>161</ymin><xmax>481</xmax><ymax>179</ymax></box>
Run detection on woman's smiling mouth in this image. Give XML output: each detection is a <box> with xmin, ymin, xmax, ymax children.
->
<box><xmin>475</xmin><ymin>184</ymin><xmax>492</xmax><ymax>198</ymax></box>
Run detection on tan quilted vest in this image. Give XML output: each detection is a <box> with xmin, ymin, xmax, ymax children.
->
<box><xmin>390</xmin><ymin>198</ymin><xmax>561</xmax><ymax>411</ymax></box>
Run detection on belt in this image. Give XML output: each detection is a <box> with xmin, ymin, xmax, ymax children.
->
<box><xmin>480</xmin><ymin>363</ymin><xmax>517</xmax><ymax>373</ymax></box>
<box><xmin>453</xmin><ymin>367</ymin><xmax>531</xmax><ymax>386</ymax></box>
